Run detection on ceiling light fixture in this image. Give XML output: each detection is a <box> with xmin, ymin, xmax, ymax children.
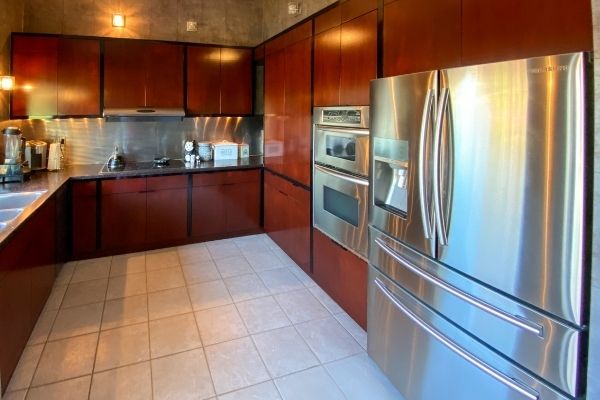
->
<box><xmin>288</xmin><ymin>2</ymin><xmax>301</xmax><ymax>15</ymax></box>
<box><xmin>112</xmin><ymin>13</ymin><xmax>126</xmax><ymax>28</ymax></box>
<box><xmin>0</xmin><ymin>76</ymin><xmax>15</xmax><ymax>91</ymax></box>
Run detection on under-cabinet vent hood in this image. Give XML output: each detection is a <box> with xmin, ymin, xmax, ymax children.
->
<box><xmin>103</xmin><ymin>108</ymin><xmax>185</xmax><ymax>121</ymax></box>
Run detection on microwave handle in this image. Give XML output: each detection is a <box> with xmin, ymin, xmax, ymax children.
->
<box><xmin>314</xmin><ymin>164</ymin><xmax>369</xmax><ymax>186</ymax></box>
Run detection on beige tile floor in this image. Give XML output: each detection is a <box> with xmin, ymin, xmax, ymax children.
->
<box><xmin>2</xmin><ymin>234</ymin><xmax>402</xmax><ymax>400</ymax></box>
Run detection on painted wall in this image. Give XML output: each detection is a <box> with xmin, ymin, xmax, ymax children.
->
<box><xmin>0</xmin><ymin>0</ymin><xmax>24</xmax><ymax>121</ymax></box>
<box><xmin>23</xmin><ymin>0</ymin><xmax>263</xmax><ymax>46</ymax></box>
<box><xmin>261</xmin><ymin>0</ymin><xmax>335</xmax><ymax>40</ymax></box>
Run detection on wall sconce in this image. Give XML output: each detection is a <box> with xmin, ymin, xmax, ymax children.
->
<box><xmin>112</xmin><ymin>13</ymin><xmax>126</xmax><ymax>28</ymax></box>
<box><xmin>0</xmin><ymin>76</ymin><xmax>15</xmax><ymax>91</ymax></box>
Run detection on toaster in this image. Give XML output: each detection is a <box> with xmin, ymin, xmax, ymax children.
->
<box><xmin>25</xmin><ymin>140</ymin><xmax>48</xmax><ymax>170</ymax></box>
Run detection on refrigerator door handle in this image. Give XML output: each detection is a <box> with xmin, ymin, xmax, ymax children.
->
<box><xmin>433</xmin><ymin>87</ymin><xmax>449</xmax><ymax>245</ymax></box>
<box><xmin>373</xmin><ymin>277</ymin><xmax>541</xmax><ymax>400</ymax></box>
<box><xmin>418</xmin><ymin>89</ymin><xmax>435</xmax><ymax>239</ymax></box>
<box><xmin>374</xmin><ymin>237</ymin><xmax>545</xmax><ymax>337</ymax></box>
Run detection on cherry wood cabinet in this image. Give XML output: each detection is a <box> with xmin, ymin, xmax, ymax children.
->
<box><xmin>313</xmin><ymin>228</ymin><xmax>367</xmax><ymax>329</ymax></box>
<box><xmin>187</xmin><ymin>46</ymin><xmax>253</xmax><ymax>115</ymax></box>
<box><xmin>104</xmin><ymin>40</ymin><xmax>183</xmax><ymax>109</ymax></box>
<box><xmin>264</xmin><ymin>48</ymin><xmax>286</xmax><ymax>176</ymax></box>
<box><xmin>461</xmin><ymin>0</ymin><xmax>593</xmax><ymax>65</ymax></box>
<box><xmin>314</xmin><ymin>23</ymin><xmax>341</xmax><ymax>106</ymax></box>
<box><xmin>263</xmin><ymin>170</ymin><xmax>310</xmax><ymax>273</ymax></box>
<box><xmin>383</xmin><ymin>0</ymin><xmax>461</xmax><ymax>77</ymax></box>
<box><xmin>146</xmin><ymin>175</ymin><xmax>188</xmax><ymax>245</ymax></box>
<box><xmin>71</xmin><ymin>180</ymin><xmax>98</xmax><ymax>260</ymax></box>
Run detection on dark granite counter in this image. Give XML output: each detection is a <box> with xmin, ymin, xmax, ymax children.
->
<box><xmin>0</xmin><ymin>156</ymin><xmax>263</xmax><ymax>247</ymax></box>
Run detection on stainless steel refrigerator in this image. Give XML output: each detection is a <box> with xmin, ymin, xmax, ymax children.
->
<box><xmin>368</xmin><ymin>52</ymin><xmax>590</xmax><ymax>400</ymax></box>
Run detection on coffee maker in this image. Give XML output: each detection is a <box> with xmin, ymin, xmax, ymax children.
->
<box><xmin>1</xmin><ymin>127</ymin><xmax>30</xmax><ymax>183</ymax></box>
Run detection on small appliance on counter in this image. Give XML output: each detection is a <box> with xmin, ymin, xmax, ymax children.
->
<box><xmin>0</xmin><ymin>127</ymin><xmax>30</xmax><ymax>183</ymax></box>
<box><xmin>197</xmin><ymin>142</ymin><xmax>213</xmax><ymax>161</ymax></box>
<box><xmin>47</xmin><ymin>138</ymin><xmax>66</xmax><ymax>171</ymax></box>
<box><xmin>238</xmin><ymin>143</ymin><xmax>250</xmax><ymax>159</ymax></box>
<box><xmin>212</xmin><ymin>141</ymin><xmax>238</xmax><ymax>161</ymax></box>
<box><xmin>25</xmin><ymin>140</ymin><xmax>48</xmax><ymax>170</ymax></box>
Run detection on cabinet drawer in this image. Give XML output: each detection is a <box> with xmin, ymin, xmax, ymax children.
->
<box><xmin>147</xmin><ymin>175</ymin><xmax>188</xmax><ymax>191</ymax></box>
<box><xmin>193</xmin><ymin>169</ymin><xmax>260</xmax><ymax>187</ymax></box>
<box><xmin>102</xmin><ymin>177</ymin><xmax>146</xmax><ymax>194</ymax></box>
<box><xmin>225</xmin><ymin>169</ymin><xmax>260</xmax><ymax>184</ymax></box>
<box><xmin>71</xmin><ymin>180</ymin><xmax>97</xmax><ymax>197</ymax></box>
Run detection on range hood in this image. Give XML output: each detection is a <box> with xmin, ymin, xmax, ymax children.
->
<box><xmin>103</xmin><ymin>108</ymin><xmax>185</xmax><ymax>120</ymax></box>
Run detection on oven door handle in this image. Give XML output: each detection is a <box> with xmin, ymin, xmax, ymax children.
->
<box><xmin>315</xmin><ymin>127</ymin><xmax>370</xmax><ymax>136</ymax></box>
<box><xmin>315</xmin><ymin>164</ymin><xmax>369</xmax><ymax>186</ymax></box>
<box><xmin>373</xmin><ymin>278</ymin><xmax>540</xmax><ymax>400</ymax></box>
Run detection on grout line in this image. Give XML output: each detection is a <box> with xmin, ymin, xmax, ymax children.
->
<box><xmin>141</xmin><ymin>250</ymin><xmax>155</xmax><ymax>400</ymax></box>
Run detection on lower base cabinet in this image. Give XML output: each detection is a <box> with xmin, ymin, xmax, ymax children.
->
<box><xmin>146</xmin><ymin>175</ymin><xmax>188</xmax><ymax>245</ymax></box>
<box><xmin>263</xmin><ymin>170</ymin><xmax>310</xmax><ymax>273</ymax></box>
<box><xmin>313</xmin><ymin>228</ymin><xmax>368</xmax><ymax>329</ymax></box>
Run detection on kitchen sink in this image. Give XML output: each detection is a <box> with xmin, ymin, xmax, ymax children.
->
<box><xmin>0</xmin><ymin>191</ymin><xmax>45</xmax><ymax>210</ymax></box>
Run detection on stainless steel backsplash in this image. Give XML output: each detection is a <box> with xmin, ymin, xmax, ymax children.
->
<box><xmin>0</xmin><ymin>117</ymin><xmax>263</xmax><ymax>165</ymax></box>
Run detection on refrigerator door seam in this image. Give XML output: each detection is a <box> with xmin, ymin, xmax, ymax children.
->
<box><xmin>433</xmin><ymin>86</ymin><xmax>450</xmax><ymax>245</ymax></box>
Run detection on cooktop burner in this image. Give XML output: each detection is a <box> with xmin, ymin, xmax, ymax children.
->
<box><xmin>100</xmin><ymin>159</ymin><xmax>186</xmax><ymax>174</ymax></box>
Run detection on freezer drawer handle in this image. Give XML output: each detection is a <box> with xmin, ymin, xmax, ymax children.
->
<box><xmin>315</xmin><ymin>164</ymin><xmax>369</xmax><ymax>186</ymax></box>
<box><xmin>373</xmin><ymin>278</ymin><xmax>540</xmax><ymax>400</ymax></box>
<box><xmin>374</xmin><ymin>237</ymin><xmax>544</xmax><ymax>337</ymax></box>
<box><xmin>418</xmin><ymin>88</ymin><xmax>435</xmax><ymax>239</ymax></box>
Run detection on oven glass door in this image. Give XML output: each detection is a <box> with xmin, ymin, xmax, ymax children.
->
<box><xmin>313</xmin><ymin>164</ymin><xmax>369</xmax><ymax>258</ymax></box>
<box><xmin>314</xmin><ymin>127</ymin><xmax>369</xmax><ymax>177</ymax></box>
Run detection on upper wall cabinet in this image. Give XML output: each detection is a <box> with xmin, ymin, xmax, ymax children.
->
<box><xmin>187</xmin><ymin>46</ymin><xmax>253</xmax><ymax>115</ymax></box>
<box><xmin>461</xmin><ymin>0</ymin><xmax>593</xmax><ymax>65</ymax></box>
<box><xmin>104</xmin><ymin>40</ymin><xmax>184</xmax><ymax>109</ymax></box>
<box><xmin>11</xmin><ymin>35</ymin><xmax>100</xmax><ymax>118</ymax></box>
<box><xmin>313</xmin><ymin>0</ymin><xmax>377</xmax><ymax>106</ymax></box>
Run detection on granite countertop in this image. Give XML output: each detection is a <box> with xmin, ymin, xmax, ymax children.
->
<box><xmin>0</xmin><ymin>156</ymin><xmax>263</xmax><ymax>247</ymax></box>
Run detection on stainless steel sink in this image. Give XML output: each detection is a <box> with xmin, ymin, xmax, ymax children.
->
<box><xmin>0</xmin><ymin>208</ymin><xmax>24</xmax><ymax>223</ymax></box>
<box><xmin>0</xmin><ymin>191</ymin><xmax>45</xmax><ymax>210</ymax></box>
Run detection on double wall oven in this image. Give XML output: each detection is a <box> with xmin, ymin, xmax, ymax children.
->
<box><xmin>313</xmin><ymin>106</ymin><xmax>369</xmax><ymax>259</ymax></box>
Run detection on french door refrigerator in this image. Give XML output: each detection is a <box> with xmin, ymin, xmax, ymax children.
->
<box><xmin>368</xmin><ymin>52</ymin><xmax>590</xmax><ymax>400</ymax></box>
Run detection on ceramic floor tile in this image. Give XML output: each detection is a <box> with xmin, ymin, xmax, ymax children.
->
<box><xmin>27</xmin><ymin>375</ymin><xmax>92</xmax><ymax>400</ymax></box>
<box><xmin>274</xmin><ymin>366</ymin><xmax>345</xmax><ymax>400</ymax></box>
<box><xmin>195</xmin><ymin>304</ymin><xmax>248</xmax><ymax>346</ymax></box>
<box><xmin>106</xmin><ymin>273</ymin><xmax>147</xmax><ymax>300</ymax></box>
<box><xmin>309</xmin><ymin>286</ymin><xmax>344</xmax><ymax>315</ymax></box>
<box><xmin>148</xmin><ymin>287</ymin><xmax>192</xmax><ymax>320</ymax></box>
<box><xmin>102</xmin><ymin>294</ymin><xmax>148</xmax><ymax>330</ymax></box>
<box><xmin>149</xmin><ymin>313</ymin><xmax>202</xmax><ymax>358</ymax></box>
<box><xmin>245</xmin><ymin>250</ymin><xmax>285</xmax><ymax>272</ymax></box>
<box><xmin>233</xmin><ymin>235</ymin><xmax>271</xmax><ymax>252</ymax></box>
<box><xmin>49</xmin><ymin>302</ymin><xmax>103</xmax><ymax>341</ymax></box>
<box><xmin>79</xmin><ymin>256</ymin><xmax>112</xmax><ymax>265</ymax></box>
<box><xmin>90</xmin><ymin>361</ymin><xmax>152</xmax><ymax>400</ymax></box>
<box><xmin>274</xmin><ymin>289</ymin><xmax>331</xmax><ymax>324</ymax></box>
<box><xmin>28</xmin><ymin>308</ymin><xmax>58</xmax><ymax>345</ymax></box>
<box><xmin>258</xmin><ymin>268</ymin><xmax>304</xmax><ymax>295</ymax></box>
<box><xmin>54</xmin><ymin>262</ymin><xmax>76</xmax><ymax>286</ymax></box>
<box><xmin>272</xmin><ymin>248</ymin><xmax>297</xmax><ymax>267</ymax></box>
<box><xmin>252</xmin><ymin>326</ymin><xmax>319</xmax><ymax>378</ymax></box>
<box><xmin>1</xmin><ymin>390</ymin><xmax>27</xmax><ymax>400</ymax></box>
<box><xmin>188</xmin><ymin>280</ymin><xmax>232</xmax><ymax>311</ymax></box>
<box><xmin>296</xmin><ymin>317</ymin><xmax>363</xmax><ymax>363</ymax></box>
<box><xmin>205</xmin><ymin>337</ymin><xmax>270</xmax><ymax>394</ymax></box>
<box><xmin>147</xmin><ymin>267</ymin><xmax>186</xmax><ymax>292</ymax></box>
<box><xmin>32</xmin><ymin>333</ymin><xmax>97</xmax><ymax>386</ymax></box>
<box><xmin>214</xmin><ymin>256</ymin><xmax>253</xmax><ymax>278</ymax></box>
<box><xmin>152</xmin><ymin>349</ymin><xmax>215</xmax><ymax>400</ymax></box>
<box><xmin>44</xmin><ymin>284</ymin><xmax>68</xmax><ymax>310</ymax></box>
<box><xmin>110</xmin><ymin>253</ymin><xmax>146</xmax><ymax>276</ymax></box>
<box><xmin>182</xmin><ymin>260</ymin><xmax>221</xmax><ymax>285</ymax></box>
<box><xmin>334</xmin><ymin>312</ymin><xmax>367</xmax><ymax>350</ymax></box>
<box><xmin>70</xmin><ymin>260</ymin><xmax>111</xmax><ymax>283</ymax></box>
<box><xmin>95</xmin><ymin>323</ymin><xmax>150</xmax><ymax>371</ymax></box>
<box><xmin>236</xmin><ymin>296</ymin><xmax>291</xmax><ymax>334</ymax></box>
<box><xmin>288</xmin><ymin>265</ymin><xmax>316</xmax><ymax>288</ymax></box>
<box><xmin>146</xmin><ymin>249</ymin><xmax>180</xmax><ymax>271</ymax></box>
<box><xmin>207</xmin><ymin>240</ymin><xmax>242</xmax><ymax>259</ymax></box>
<box><xmin>178</xmin><ymin>243</ymin><xmax>212</xmax><ymax>265</ymax></box>
<box><xmin>6</xmin><ymin>344</ymin><xmax>44</xmax><ymax>391</ymax></box>
<box><xmin>325</xmin><ymin>353</ymin><xmax>403</xmax><ymax>400</ymax></box>
<box><xmin>62</xmin><ymin>278</ymin><xmax>107</xmax><ymax>308</ymax></box>
<box><xmin>224</xmin><ymin>273</ymin><xmax>270</xmax><ymax>303</ymax></box>
<box><xmin>218</xmin><ymin>381</ymin><xmax>281</xmax><ymax>400</ymax></box>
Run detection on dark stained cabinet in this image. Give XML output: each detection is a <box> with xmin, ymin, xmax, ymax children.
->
<box><xmin>461</xmin><ymin>0</ymin><xmax>593</xmax><ymax>65</ymax></box>
<box><xmin>264</xmin><ymin>48</ymin><xmax>286</xmax><ymax>177</ymax></box>
<box><xmin>11</xmin><ymin>36</ymin><xmax>101</xmax><ymax>118</ymax></box>
<box><xmin>187</xmin><ymin>46</ymin><xmax>253</xmax><ymax>115</ymax></box>
<box><xmin>146</xmin><ymin>175</ymin><xmax>188</xmax><ymax>245</ymax></box>
<box><xmin>71</xmin><ymin>181</ymin><xmax>98</xmax><ymax>260</ymax></box>
<box><xmin>383</xmin><ymin>0</ymin><xmax>461</xmax><ymax>77</ymax></box>
<box><xmin>314</xmin><ymin>24</ymin><xmax>341</xmax><ymax>106</ymax></box>
<box><xmin>313</xmin><ymin>228</ymin><xmax>367</xmax><ymax>329</ymax></box>
<box><xmin>104</xmin><ymin>40</ymin><xmax>183</xmax><ymax>109</ymax></box>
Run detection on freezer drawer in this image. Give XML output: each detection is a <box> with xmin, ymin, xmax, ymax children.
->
<box><xmin>368</xmin><ymin>268</ymin><xmax>571</xmax><ymax>400</ymax></box>
<box><xmin>369</xmin><ymin>227</ymin><xmax>585</xmax><ymax>397</ymax></box>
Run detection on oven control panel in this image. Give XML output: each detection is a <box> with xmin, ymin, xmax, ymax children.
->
<box><xmin>322</xmin><ymin>109</ymin><xmax>362</xmax><ymax>124</ymax></box>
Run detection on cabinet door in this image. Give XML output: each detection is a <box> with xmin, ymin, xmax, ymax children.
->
<box><xmin>145</xmin><ymin>42</ymin><xmax>184</xmax><ymax>108</ymax></box>
<box><xmin>224</xmin><ymin>182</ymin><xmax>260</xmax><ymax>232</ymax></box>
<box><xmin>221</xmin><ymin>48</ymin><xmax>253</xmax><ymax>114</ymax></box>
<box><xmin>340</xmin><ymin>10</ymin><xmax>377</xmax><ymax>105</ymax></box>
<box><xmin>71</xmin><ymin>182</ymin><xmax>97</xmax><ymax>260</ymax></box>
<box><xmin>287</xmin><ymin>185</ymin><xmax>311</xmax><ymax>273</ymax></box>
<box><xmin>462</xmin><ymin>0</ymin><xmax>593</xmax><ymax>65</ymax></box>
<box><xmin>383</xmin><ymin>0</ymin><xmax>461</xmax><ymax>76</ymax></box>
<box><xmin>146</xmin><ymin>175</ymin><xmax>188</xmax><ymax>245</ymax></box>
<box><xmin>263</xmin><ymin>171</ymin><xmax>286</xmax><ymax>246</ymax></box>
<box><xmin>284</xmin><ymin>38</ymin><xmax>312</xmax><ymax>186</ymax></box>
<box><xmin>264</xmin><ymin>49</ymin><xmax>286</xmax><ymax>175</ymax></box>
<box><xmin>187</xmin><ymin>46</ymin><xmax>221</xmax><ymax>114</ymax></box>
<box><xmin>314</xmin><ymin>26</ymin><xmax>341</xmax><ymax>106</ymax></box>
<box><xmin>104</xmin><ymin>40</ymin><xmax>146</xmax><ymax>108</ymax></box>
<box><xmin>11</xmin><ymin>36</ymin><xmax>58</xmax><ymax>118</ymax></box>
<box><xmin>191</xmin><ymin>186</ymin><xmax>227</xmax><ymax>238</ymax></box>
<box><xmin>57</xmin><ymin>38</ymin><xmax>100</xmax><ymax>116</ymax></box>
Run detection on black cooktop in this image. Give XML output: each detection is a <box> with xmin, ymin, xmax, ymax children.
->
<box><xmin>100</xmin><ymin>159</ymin><xmax>186</xmax><ymax>174</ymax></box>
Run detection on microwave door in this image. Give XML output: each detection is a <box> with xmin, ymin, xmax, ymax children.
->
<box><xmin>314</xmin><ymin>127</ymin><xmax>370</xmax><ymax>177</ymax></box>
<box><xmin>370</xmin><ymin>71</ymin><xmax>437</xmax><ymax>257</ymax></box>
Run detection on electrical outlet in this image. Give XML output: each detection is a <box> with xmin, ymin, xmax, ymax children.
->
<box><xmin>186</xmin><ymin>21</ymin><xmax>198</xmax><ymax>32</ymax></box>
